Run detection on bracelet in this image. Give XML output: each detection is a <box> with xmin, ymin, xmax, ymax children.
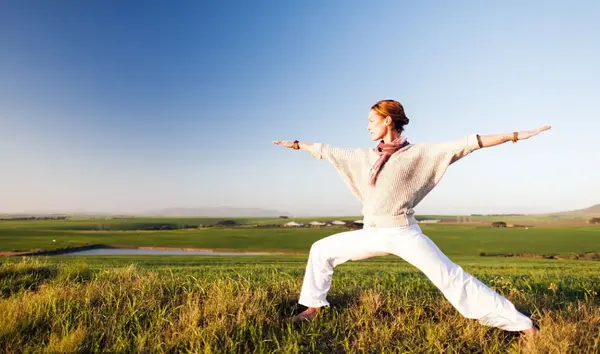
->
<box><xmin>292</xmin><ymin>140</ymin><xmax>300</xmax><ymax>150</ymax></box>
<box><xmin>512</xmin><ymin>132</ymin><xmax>518</xmax><ymax>143</ymax></box>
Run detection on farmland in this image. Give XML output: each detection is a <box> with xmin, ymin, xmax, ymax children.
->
<box><xmin>1</xmin><ymin>217</ymin><xmax>599</xmax><ymax>258</ymax></box>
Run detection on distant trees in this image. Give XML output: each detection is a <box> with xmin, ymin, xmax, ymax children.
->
<box><xmin>279</xmin><ymin>216</ymin><xmax>289</xmax><ymax>219</ymax></box>
<box><xmin>346</xmin><ymin>221</ymin><xmax>363</xmax><ymax>230</ymax></box>
<box><xmin>216</xmin><ymin>220</ymin><xmax>237</xmax><ymax>226</ymax></box>
<box><xmin>471</xmin><ymin>214</ymin><xmax>524</xmax><ymax>217</ymax></box>
<box><xmin>133</xmin><ymin>223</ymin><xmax>200</xmax><ymax>231</ymax></box>
<box><xmin>0</xmin><ymin>216</ymin><xmax>67</xmax><ymax>221</ymax></box>
<box><xmin>589</xmin><ymin>218</ymin><xmax>600</xmax><ymax>225</ymax></box>
<box><xmin>491</xmin><ymin>221</ymin><xmax>507</xmax><ymax>228</ymax></box>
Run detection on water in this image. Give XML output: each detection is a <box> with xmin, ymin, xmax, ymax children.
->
<box><xmin>59</xmin><ymin>248</ymin><xmax>278</xmax><ymax>256</ymax></box>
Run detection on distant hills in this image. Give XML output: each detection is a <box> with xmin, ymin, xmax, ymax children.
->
<box><xmin>2</xmin><ymin>204</ymin><xmax>598</xmax><ymax>218</ymax></box>
<box><xmin>143</xmin><ymin>207</ymin><xmax>292</xmax><ymax>218</ymax></box>
<box><xmin>111</xmin><ymin>204</ymin><xmax>600</xmax><ymax>218</ymax></box>
<box><xmin>0</xmin><ymin>207</ymin><xmax>292</xmax><ymax>218</ymax></box>
<box><xmin>548</xmin><ymin>204</ymin><xmax>600</xmax><ymax>216</ymax></box>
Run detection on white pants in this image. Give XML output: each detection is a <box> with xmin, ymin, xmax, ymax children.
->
<box><xmin>298</xmin><ymin>224</ymin><xmax>533</xmax><ymax>332</ymax></box>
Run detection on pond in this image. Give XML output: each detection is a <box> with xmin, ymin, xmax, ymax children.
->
<box><xmin>58</xmin><ymin>248</ymin><xmax>279</xmax><ymax>256</ymax></box>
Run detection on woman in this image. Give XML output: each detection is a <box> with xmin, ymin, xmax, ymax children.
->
<box><xmin>273</xmin><ymin>99</ymin><xmax>550</xmax><ymax>336</ymax></box>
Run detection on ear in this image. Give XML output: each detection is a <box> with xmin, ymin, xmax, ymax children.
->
<box><xmin>384</xmin><ymin>116</ymin><xmax>393</xmax><ymax>126</ymax></box>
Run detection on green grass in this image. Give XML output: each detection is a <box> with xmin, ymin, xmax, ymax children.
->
<box><xmin>2</xmin><ymin>220</ymin><xmax>600</xmax><ymax>257</ymax></box>
<box><xmin>2</xmin><ymin>218</ymin><xmax>600</xmax><ymax>352</ymax></box>
<box><xmin>0</xmin><ymin>256</ymin><xmax>599</xmax><ymax>353</ymax></box>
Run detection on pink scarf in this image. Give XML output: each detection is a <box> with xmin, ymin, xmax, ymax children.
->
<box><xmin>369</xmin><ymin>136</ymin><xmax>409</xmax><ymax>185</ymax></box>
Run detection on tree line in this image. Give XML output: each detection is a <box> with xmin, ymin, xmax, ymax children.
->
<box><xmin>0</xmin><ymin>216</ymin><xmax>68</xmax><ymax>221</ymax></box>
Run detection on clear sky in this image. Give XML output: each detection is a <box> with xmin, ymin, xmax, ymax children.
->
<box><xmin>1</xmin><ymin>1</ymin><xmax>598</xmax><ymax>216</ymax></box>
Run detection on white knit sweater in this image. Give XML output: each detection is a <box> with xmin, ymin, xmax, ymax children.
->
<box><xmin>310</xmin><ymin>135</ymin><xmax>481</xmax><ymax>228</ymax></box>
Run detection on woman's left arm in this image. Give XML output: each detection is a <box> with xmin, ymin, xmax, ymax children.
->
<box><xmin>431</xmin><ymin>125</ymin><xmax>552</xmax><ymax>166</ymax></box>
<box><xmin>477</xmin><ymin>125</ymin><xmax>552</xmax><ymax>148</ymax></box>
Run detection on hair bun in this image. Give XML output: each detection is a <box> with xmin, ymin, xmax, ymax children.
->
<box><xmin>403</xmin><ymin>117</ymin><xmax>410</xmax><ymax>125</ymax></box>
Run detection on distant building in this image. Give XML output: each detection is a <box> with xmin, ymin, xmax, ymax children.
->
<box><xmin>284</xmin><ymin>221</ymin><xmax>304</xmax><ymax>227</ymax></box>
<box><xmin>330</xmin><ymin>220</ymin><xmax>347</xmax><ymax>225</ymax></box>
<box><xmin>309</xmin><ymin>221</ymin><xmax>327</xmax><ymax>227</ymax></box>
<box><xmin>419</xmin><ymin>219</ymin><xmax>441</xmax><ymax>224</ymax></box>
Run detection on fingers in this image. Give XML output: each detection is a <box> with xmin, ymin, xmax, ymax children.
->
<box><xmin>272</xmin><ymin>140</ymin><xmax>292</xmax><ymax>147</ymax></box>
<box><xmin>520</xmin><ymin>125</ymin><xmax>551</xmax><ymax>140</ymax></box>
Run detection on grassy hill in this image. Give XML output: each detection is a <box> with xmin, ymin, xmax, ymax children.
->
<box><xmin>549</xmin><ymin>204</ymin><xmax>600</xmax><ymax>216</ymax></box>
<box><xmin>2</xmin><ymin>255</ymin><xmax>600</xmax><ymax>352</ymax></box>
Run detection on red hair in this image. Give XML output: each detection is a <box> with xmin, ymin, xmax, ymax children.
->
<box><xmin>371</xmin><ymin>99</ymin><xmax>410</xmax><ymax>132</ymax></box>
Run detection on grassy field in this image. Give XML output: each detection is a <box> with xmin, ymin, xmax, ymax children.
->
<box><xmin>1</xmin><ymin>218</ymin><xmax>599</xmax><ymax>352</ymax></box>
<box><xmin>1</xmin><ymin>256</ymin><xmax>599</xmax><ymax>353</ymax></box>
<box><xmin>1</xmin><ymin>219</ymin><xmax>600</xmax><ymax>258</ymax></box>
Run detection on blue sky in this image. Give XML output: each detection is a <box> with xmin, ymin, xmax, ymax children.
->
<box><xmin>1</xmin><ymin>1</ymin><xmax>598</xmax><ymax>216</ymax></box>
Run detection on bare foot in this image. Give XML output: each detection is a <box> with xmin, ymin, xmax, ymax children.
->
<box><xmin>520</xmin><ymin>326</ymin><xmax>539</xmax><ymax>337</ymax></box>
<box><xmin>292</xmin><ymin>307</ymin><xmax>320</xmax><ymax>322</ymax></box>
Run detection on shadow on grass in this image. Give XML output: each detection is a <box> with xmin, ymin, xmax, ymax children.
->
<box><xmin>0</xmin><ymin>266</ymin><xmax>58</xmax><ymax>298</ymax></box>
<box><xmin>0</xmin><ymin>265</ymin><xmax>97</xmax><ymax>298</ymax></box>
<box><xmin>275</xmin><ymin>290</ymin><xmax>364</xmax><ymax>320</ymax></box>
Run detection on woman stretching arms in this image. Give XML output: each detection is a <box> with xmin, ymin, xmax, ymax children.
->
<box><xmin>273</xmin><ymin>99</ymin><xmax>551</xmax><ymax>336</ymax></box>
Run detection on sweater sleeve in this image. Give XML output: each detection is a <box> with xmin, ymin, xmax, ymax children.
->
<box><xmin>428</xmin><ymin>134</ymin><xmax>481</xmax><ymax>164</ymax></box>
<box><xmin>309</xmin><ymin>143</ymin><xmax>368</xmax><ymax>201</ymax></box>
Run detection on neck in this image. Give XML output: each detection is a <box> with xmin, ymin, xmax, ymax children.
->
<box><xmin>382</xmin><ymin>130</ymin><xmax>400</xmax><ymax>144</ymax></box>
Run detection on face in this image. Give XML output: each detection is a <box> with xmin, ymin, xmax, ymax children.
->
<box><xmin>367</xmin><ymin>109</ymin><xmax>392</xmax><ymax>141</ymax></box>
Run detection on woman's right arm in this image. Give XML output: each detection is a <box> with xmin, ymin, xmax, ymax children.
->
<box><xmin>272</xmin><ymin>140</ymin><xmax>359</xmax><ymax>161</ymax></box>
<box><xmin>272</xmin><ymin>139</ymin><xmax>368</xmax><ymax>200</ymax></box>
<box><xmin>272</xmin><ymin>140</ymin><xmax>313</xmax><ymax>152</ymax></box>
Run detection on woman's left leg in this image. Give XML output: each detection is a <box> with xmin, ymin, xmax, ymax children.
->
<box><xmin>386</xmin><ymin>224</ymin><xmax>534</xmax><ymax>332</ymax></box>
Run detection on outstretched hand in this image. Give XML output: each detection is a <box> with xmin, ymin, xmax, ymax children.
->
<box><xmin>518</xmin><ymin>125</ymin><xmax>552</xmax><ymax>140</ymax></box>
<box><xmin>272</xmin><ymin>140</ymin><xmax>295</xmax><ymax>149</ymax></box>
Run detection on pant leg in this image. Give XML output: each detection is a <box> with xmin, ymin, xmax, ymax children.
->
<box><xmin>385</xmin><ymin>225</ymin><xmax>533</xmax><ymax>332</ymax></box>
<box><xmin>298</xmin><ymin>228</ymin><xmax>389</xmax><ymax>308</ymax></box>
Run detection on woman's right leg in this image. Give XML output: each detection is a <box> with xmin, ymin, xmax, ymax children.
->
<box><xmin>297</xmin><ymin>228</ymin><xmax>389</xmax><ymax>310</ymax></box>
